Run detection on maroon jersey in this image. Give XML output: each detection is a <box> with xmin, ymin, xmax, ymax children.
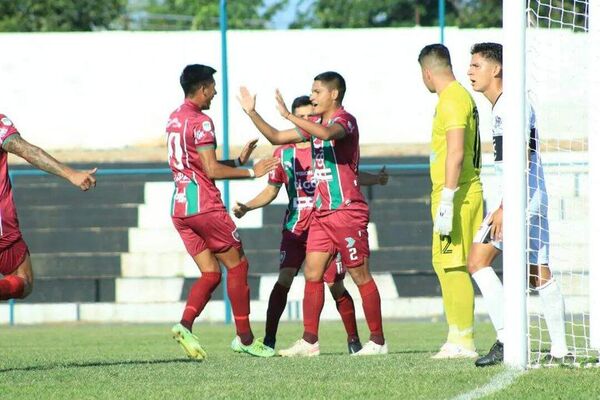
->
<box><xmin>296</xmin><ymin>107</ymin><xmax>368</xmax><ymax>215</ymax></box>
<box><xmin>0</xmin><ymin>115</ymin><xmax>22</xmax><ymax>249</ymax></box>
<box><xmin>268</xmin><ymin>144</ymin><xmax>315</xmax><ymax>234</ymax></box>
<box><xmin>166</xmin><ymin>100</ymin><xmax>225</xmax><ymax>217</ymax></box>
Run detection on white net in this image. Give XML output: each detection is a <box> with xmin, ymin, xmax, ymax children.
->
<box><xmin>525</xmin><ymin>0</ymin><xmax>597</xmax><ymax>367</ymax></box>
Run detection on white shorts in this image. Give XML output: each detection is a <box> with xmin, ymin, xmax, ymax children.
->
<box><xmin>473</xmin><ymin>210</ymin><xmax>549</xmax><ymax>266</ymax></box>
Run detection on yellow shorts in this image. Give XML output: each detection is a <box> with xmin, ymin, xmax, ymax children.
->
<box><xmin>431</xmin><ymin>182</ymin><xmax>483</xmax><ymax>269</ymax></box>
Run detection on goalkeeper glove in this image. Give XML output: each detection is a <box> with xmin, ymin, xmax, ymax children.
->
<box><xmin>434</xmin><ymin>187</ymin><xmax>456</xmax><ymax>236</ymax></box>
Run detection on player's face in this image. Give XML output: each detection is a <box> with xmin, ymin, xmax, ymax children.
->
<box><xmin>293</xmin><ymin>104</ymin><xmax>313</xmax><ymax>120</ymax></box>
<box><xmin>310</xmin><ymin>80</ymin><xmax>335</xmax><ymax>115</ymax></box>
<box><xmin>468</xmin><ymin>53</ymin><xmax>496</xmax><ymax>93</ymax></box>
<box><xmin>420</xmin><ymin>67</ymin><xmax>435</xmax><ymax>93</ymax></box>
<box><xmin>201</xmin><ymin>80</ymin><xmax>217</xmax><ymax>110</ymax></box>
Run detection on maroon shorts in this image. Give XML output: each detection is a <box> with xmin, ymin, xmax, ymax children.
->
<box><xmin>306</xmin><ymin>209</ymin><xmax>370</xmax><ymax>268</ymax></box>
<box><xmin>0</xmin><ymin>237</ymin><xmax>29</xmax><ymax>276</ymax></box>
<box><xmin>172</xmin><ymin>210</ymin><xmax>242</xmax><ymax>256</ymax></box>
<box><xmin>280</xmin><ymin>229</ymin><xmax>346</xmax><ymax>284</ymax></box>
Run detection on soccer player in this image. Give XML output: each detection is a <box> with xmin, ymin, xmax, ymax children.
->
<box><xmin>167</xmin><ymin>64</ymin><xmax>280</xmax><ymax>360</ymax></box>
<box><xmin>418</xmin><ymin>44</ymin><xmax>483</xmax><ymax>359</ymax></box>
<box><xmin>233</xmin><ymin>95</ymin><xmax>389</xmax><ymax>354</ymax></box>
<box><xmin>237</xmin><ymin>72</ymin><xmax>387</xmax><ymax>356</ymax></box>
<box><xmin>467</xmin><ymin>42</ymin><xmax>570</xmax><ymax>366</ymax></box>
<box><xmin>0</xmin><ymin>114</ymin><xmax>97</xmax><ymax>301</ymax></box>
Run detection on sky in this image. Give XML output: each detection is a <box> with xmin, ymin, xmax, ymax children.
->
<box><xmin>265</xmin><ymin>0</ymin><xmax>311</xmax><ymax>29</ymax></box>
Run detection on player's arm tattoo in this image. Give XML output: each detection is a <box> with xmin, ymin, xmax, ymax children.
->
<box><xmin>2</xmin><ymin>134</ymin><xmax>71</xmax><ymax>179</ymax></box>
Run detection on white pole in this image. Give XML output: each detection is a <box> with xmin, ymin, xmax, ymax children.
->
<box><xmin>503</xmin><ymin>0</ymin><xmax>528</xmax><ymax>369</ymax></box>
<box><xmin>589</xmin><ymin>0</ymin><xmax>600</xmax><ymax>351</ymax></box>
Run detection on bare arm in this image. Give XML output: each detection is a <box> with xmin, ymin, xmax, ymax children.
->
<box><xmin>444</xmin><ymin>128</ymin><xmax>465</xmax><ymax>190</ymax></box>
<box><xmin>233</xmin><ymin>184</ymin><xmax>280</xmax><ymax>218</ymax></box>
<box><xmin>275</xmin><ymin>89</ymin><xmax>346</xmax><ymax>141</ymax></box>
<box><xmin>238</xmin><ymin>86</ymin><xmax>303</xmax><ymax>145</ymax></box>
<box><xmin>219</xmin><ymin>138</ymin><xmax>258</xmax><ymax>167</ymax></box>
<box><xmin>358</xmin><ymin>166</ymin><xmax>388</xmax><ymax>186</ymax></box>
<box><xmin>2</xmin><ymin>134</ymin><xmax>97</xmax><ymax>190</ymax></box>
<box><xmin>197</xmin><ymin>146</ymin><xmax>278</xmax><ymax>180</ymax></box>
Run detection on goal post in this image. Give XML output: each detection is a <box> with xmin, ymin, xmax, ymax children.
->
<box><xmin>502</xmin><ymin>0</ymin><xmax>528</xmax><ymax>370</ymax></box>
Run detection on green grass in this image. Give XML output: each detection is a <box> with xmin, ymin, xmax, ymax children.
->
<box><xmin>0</xmin><ymin>321</ymin><xmax>597</xmax><ymax>399</ymax></box>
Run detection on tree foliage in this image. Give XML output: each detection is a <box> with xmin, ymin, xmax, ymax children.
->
<box><xmin>0</xmin><ymin>0</ymin><xmax>126</xmax><ymax>32</ymax></box>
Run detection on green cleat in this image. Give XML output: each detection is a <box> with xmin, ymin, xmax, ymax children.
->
<box><xmin>240</xmin><ymin>338</ymin><xmax>276</xmax><ymax>358</ymax></box>
<box><xmin>171</xmin><ymin>323</ymin><xmax>207</xmax><ymax>361</ymax></box>
<box><xmin>230</xmin><ymin>336</ymin><xmax>243</xmax><ymax>353</ymax></box>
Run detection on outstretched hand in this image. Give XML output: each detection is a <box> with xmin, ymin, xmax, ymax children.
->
<box><xmin>237</xmin><ymin>86</ymin><xmax>256</xmax><ymax>114</ymax></box>
<box><xmin>69</xmin><ymin>167</ymin><xmax>97</xmax><ymax>191</ymax></box>
<box><xmin>253</xmin><ymin>157</ymin><xmax>280</xmax><ymax>178</ymax></box>
<box><xmin>377</xmin><ymin>166</ymin><xmax>389</xmax><ymax>186</ymax></box>
<box><xmin>275</xmin><ymin>89</ymin><xmax>291</xmax><ymax>119</ymax></box>
<box><xmin>239</xmin><ymin>138</ymin><xmax>258</xmax><ymax>165</ymax></box>
<box><xmin>233</xmin><ymin>201</ymin><xmax>250</xmax><ymax>219</ymax></box>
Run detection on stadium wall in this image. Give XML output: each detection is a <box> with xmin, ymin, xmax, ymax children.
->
<box><xmin>0</xmin><ymin>28</ymin><xmax>588</xmax><ymax>150</ymax></box>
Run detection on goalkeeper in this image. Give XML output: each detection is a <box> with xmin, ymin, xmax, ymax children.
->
<box><xmin>418</xmin><ymin>44</ymin><xmax>484</xmax><ymax>359</ymax></box>
<box><xmin>466</xmin><ymin>42</ymin><xmax>570</xmax><ymax>367</ymax></box>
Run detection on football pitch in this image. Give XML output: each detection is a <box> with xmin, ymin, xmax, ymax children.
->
<box><xmin>0</xmin><ymin>321</ymin><xmax>598</xmax><ymax>399</ymax></box>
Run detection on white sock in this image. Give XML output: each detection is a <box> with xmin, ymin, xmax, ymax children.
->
<box><xmin>472</xmin><ymin>267</ymin><xmax>505</xmax><ymax>343</ymax></box>
<box><xmin>538</xmin><ymin>279</ymin><xmax>569</xmax><ymax>357</ymax></box>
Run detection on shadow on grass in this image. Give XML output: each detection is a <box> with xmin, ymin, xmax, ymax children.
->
<box><xmin>0</xmin><ymin>358</ymin><xmax>195</xmax><ymax>373</ymax></box>
<box><xmin>317</xmin><ymin>349</ymin><xmax>433</xmax><ymax>357</ymax></box>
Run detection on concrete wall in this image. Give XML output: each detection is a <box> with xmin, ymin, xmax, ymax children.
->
<box><xmin>0</xmin><ymin>28</ymin><xmax>589</xmax><ymax>150</ymax></box>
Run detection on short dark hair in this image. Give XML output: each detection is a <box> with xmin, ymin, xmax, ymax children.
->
<box><xmin>180</xmin><ymin>64</ymin><xmax>216</xmax><ymax>97</ymax></box>
<box><xmin>314</xmin><ymin>71</ymin><xmax>346</xmax><ymax>102</ymax></box>
<box><xmin>471</xmin><ymin>42</ymin><xmax>502</xmax><ymax>65</ymax></box>
<box><xmin>418</xmin><ymin>44</ymin><xmax>452</xmax><ymax>68</ymax></box>
<box><xmin>291</xmin><ymin>95</ymin><xmax>311</xmax><ymax>113</ymax></box>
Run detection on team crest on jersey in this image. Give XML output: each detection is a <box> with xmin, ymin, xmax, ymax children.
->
<box><xmin>1</xmin><ymin>117</ymin><xmax>12</xmax><ymax>126</ymax></box>
<box><xmin>202</xmin><ymin>121</ymin><xmax>212</xmax><ymax>132</ymax></box>
<box><xmin>231</xmin><ymin>229</ymin><xmax>241</xmax><ymax>242</ymax></box>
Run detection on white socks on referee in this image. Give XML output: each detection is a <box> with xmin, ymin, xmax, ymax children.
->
<box><xmin>472</xmin><ymin>266</ymin><xmax>505</xmax><ymax>343</ymax></box>
<box><xmin>538</xmin><ymin>279</ymin><xmax>569</xmax><ymax>357</ymax></box>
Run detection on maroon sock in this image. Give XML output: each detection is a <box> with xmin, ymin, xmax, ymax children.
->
<box><xmin>335</xmin><ymin>290</ymin><xmax>359</xmax><ymax>343</ymax></box>
<box><xmin>227</xmin><ymin>259</ymin><xmax>253</xmax><ymax>345</ymax></box>
<box><xmin>180</xmin><ymin>272</ymin><xmax>221</xmax><ymax>331</ymax></box>
<box><xmin>302</xmin><ymin>280</ymin><xmax>324</xmax><ymax>344</ymax></box>
<box><xmin>264</xmin><ymin>282</ymin><xmax>290</xmax><ymax>346</ymax></box>
<box><xmin>358</xmin><ymin>279</ymin><xmax>384</xmax><ymax>345</ymax></box>
<box><xmin>0</xmin><ymin>275</ymin><xmax>25</xmax><ymax>300</ymax></box>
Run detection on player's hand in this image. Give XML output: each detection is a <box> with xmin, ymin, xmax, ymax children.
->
<box><xmin>69</xmin><ymin>167</ymin><xmax>97</xmax><ymax>191</ymax></box>
<box><xmin>238</xmin><ymin>138</ymin><xmax>258</xmax><ymax>165</ymax></box>
<box><xmin>275</xmin><ymin>89</ymin><xmax>291</xmax><ymax>119</ymax></box>
<box><xmin>489</xmin><ymin>207</ymin><xmax>503</xmax><ymax>241</ymax></box>
<box><xmin>377</xmin><ymin>166</ymin><xmax>389</xmax><ymax>186</ymax></box>
<box><xmin>233</xmin><ymin>201</ymin><xmax>250</xmax><ymax>219</ymax></box>
<box><xmin>434</xmin><ymin>187</ymin><xmax>455</xmax><ymax>236</ymax></box>
<box><xmin>252</xmin><ymin>157</ymin><xmax>280</xmax><ymax>178</ymax></box>
<box><xmin>237</xmin><ymin>86</ymin><xmax>256</xmax><ymax>114</ymax></box>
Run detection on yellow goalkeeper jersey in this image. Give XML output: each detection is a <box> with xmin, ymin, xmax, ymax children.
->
<box><xmin>430</xmin><ymin>80</ymin><xmax>482</xmax><ymax>193</ymax></box>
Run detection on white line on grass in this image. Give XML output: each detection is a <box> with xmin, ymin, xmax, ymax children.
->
<box><xmin>451</xmin><ymin>368</ymin><xmax>525</xmax><ymax>400</ymax></box>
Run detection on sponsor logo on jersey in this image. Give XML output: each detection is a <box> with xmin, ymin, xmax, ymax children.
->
<box><xmin>231</xmin><ymin>229</ymin><xmax>241</xmax><ymax>242</ymax></box>
<box><xmin>166</xmin><ymin>118</ymin><xmax>182</xmax><ymax>129</ymax></box>
<box><xmin>0</xmin><ymin>128</ymin><xmax>7</xmax><ymax>136</ymax></box>
<box><xmin>194</xmin><ymin>129</ymin><xmax>205</xmax><ymax>141</ymax></box>
<box><xmin>292</xmin><ymin>196</ymin><xmax>313</xmax><ymax>210</ymax></box>
<box><xmin>345</xmin><ymin>237</ymin><xmax>355</xmax><ymax>248</ymax></box>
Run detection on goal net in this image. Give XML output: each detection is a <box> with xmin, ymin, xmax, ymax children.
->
<box><xmin>525</xmin><ymin>0</ymin><xmax>598</xmax><ymax>367</ymax></box>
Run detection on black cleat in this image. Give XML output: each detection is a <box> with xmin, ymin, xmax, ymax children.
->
<box><xmin>348</xmin><ymin>339</ymin><xmax>363</xmax><ymax>354</ymax></box>
<box><xmin>475</xmin><ymin>340</ymin><xmax>504</xmax><ymax>367</ymax></box>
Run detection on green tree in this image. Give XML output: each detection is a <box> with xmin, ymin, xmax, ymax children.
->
<box><xmin>451</xmin><ymin>0</ymin><xmax>501</xmax><ymax>28</ymax></box>
<box><xmin>143</xmin><ymin>0</ymin><xmax>287</xmax><ymax>30</ymax></box>
<box><xmin>0</xmin><ymin>0</ymin><xmax>126</xmax><ymax>32</ymax></box>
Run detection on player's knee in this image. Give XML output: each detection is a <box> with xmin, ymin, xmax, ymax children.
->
<box><xmin>18</xmin><ymin>276</ymin><xmax>33</xmax><ymax>299</ymax></box>
<box><xmin>348</xmin><ymin>267</ymin><xmax>371</xmax><ymax>286</ymax></box>
<box><xmin>327</xmin><ymin>281</ymin><xmax>345</xmax><ymax>299</ymax></box>
<box><xmin>278</xmin><ymin>269</ymin><xmax>296</xmax><ymax>288</ymax></box>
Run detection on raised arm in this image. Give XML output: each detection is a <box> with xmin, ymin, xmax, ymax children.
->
<box><xmin>275</xmin><ymin>90</ymin><xmax>346</xmax><ymax>141</ymax></box>
<box><xmin>238</xmin><ymin>87</ymin><xmax>304</xmax><ymax>145</ymax></box>
<box><xmin>232</xmin><ymin>184</ymin><xmax>281</xmax><ymax>218</ymax></box>
<box><xmin>2</xmin><ymin>134</ymin><xmax>96</xmax><ymax>191</ymax></box>
<box><xmin>198</xmin><ymin>145</ymin><xmax>278</xmax><ymax>180</ymax></box>
<box><xmin>219</xmin><ymin>138</ymin><xmax>258</xmax><ymax>167</ymax></box>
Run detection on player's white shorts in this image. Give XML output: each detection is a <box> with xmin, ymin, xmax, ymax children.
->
<box><xmin>473</xmin><ymin>207</ymin><xmax>549</xmax><ymax>266</ymax></box>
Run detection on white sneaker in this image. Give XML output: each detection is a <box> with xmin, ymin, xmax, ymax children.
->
<box><xmin>351</xmin><ymin>340</ymin><xmax>388</xmax><ymax>356</ymax></box>
<box><xmin>278</xmin><ymin>339</ymin><xmax>320</xmax><ymax>357</ymax></box>
<box><xmin>431</xmin><ymin>342</ymin><xmax>478</xmax><ymax>359</ymax></box>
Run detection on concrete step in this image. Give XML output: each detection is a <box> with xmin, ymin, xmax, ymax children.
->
<box><xmin>30</xmin><ymin>252</ymin><xmax>121</xmax><ymax>277</ymax></box>
<box><xmin>19</xmin><ymin>277</ymin><xmax>115</xmax><ymax>303</ymax></box>
<box><xmin>22</xmin><ymin>227</ymin><xmax>129</xmax><ymax>253</ymax></box>
<box><xmin>18</xmin><ymin>204</ymin><xmax>139</xmax><ymax>229</ymax></box>
<box><xmin>13</xmin><ymin>181</ymin><xmax>145</xmax><ymax>206</ymax></box>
